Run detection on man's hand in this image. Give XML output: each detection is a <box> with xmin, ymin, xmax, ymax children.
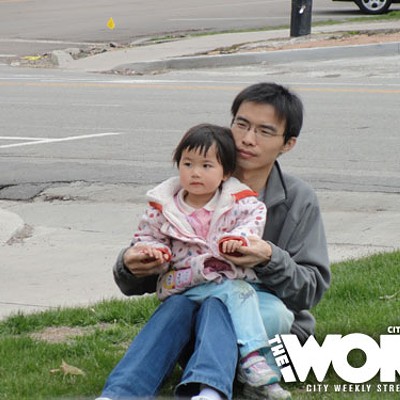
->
<box><xmin>123</xmin><ymin>245</ymin><xmax>170</xmax><ymax>278</ymax></box>
<box><xmin>221</xmin><ymin>236</ymin><xmax>272</xmax><ymax>268</ymax></box>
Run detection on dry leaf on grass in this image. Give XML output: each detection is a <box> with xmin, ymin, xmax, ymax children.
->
<box><xmin>50</xmin><ymin>360</ymin><xmax>86</xmax><ymax>376</ymax></box>
<box><xmin>379</xmin><ymin>292</ymin><xmax>399</xmax><ymax>301</ymax></box>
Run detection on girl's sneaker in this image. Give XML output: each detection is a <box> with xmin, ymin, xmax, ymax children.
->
<box><xmin>243</xmin><ymin>382</ymin><xmax>292</xmax><ymax>400</ymax></box>
<box><xmin>237</xmin><ymin>354</ymin><xmax>279</xmax><ymax>387</ymax></box>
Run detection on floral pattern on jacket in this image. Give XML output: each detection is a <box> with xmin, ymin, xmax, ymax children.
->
<box><xmin>132</xmin><ymin>176</ymin><xmax>267</xmax><ymax>300</ymax></box>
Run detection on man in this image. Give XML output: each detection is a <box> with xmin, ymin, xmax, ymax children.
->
<box><xmin>97</xmin><ymin>83</ymin><xmax>330</xmax><ymax>400</ymax></box>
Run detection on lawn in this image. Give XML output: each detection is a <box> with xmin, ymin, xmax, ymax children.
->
<box><xmin>0</xmin><ymin>250</ymin><xmax>399</xmax><ymax>400</ymax></box>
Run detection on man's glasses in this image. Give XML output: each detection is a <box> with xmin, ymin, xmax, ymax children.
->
<box><xmin>232</xmin><ymin>118</ymin><xmax>284</xmax><ymax>140</ymax></box>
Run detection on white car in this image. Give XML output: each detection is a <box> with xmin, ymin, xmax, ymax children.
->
<box><xmin>333</xmin><ymin>0</ymin><xmax>399</xmax><ymax>14</ymax></box>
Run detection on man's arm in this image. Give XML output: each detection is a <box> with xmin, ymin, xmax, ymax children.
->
<box><xmin>255</xmin><ymin>199</ymin><xmax>330</xmax><ymax>312</ymax></box>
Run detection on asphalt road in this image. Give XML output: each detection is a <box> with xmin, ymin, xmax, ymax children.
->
<box><xmin>1</xmin><ymin>54</ymin><xmax>399</xmax><ymax>199</ymax></box>
<box><xmin>0</xmin><ymin>0</ymin><xmax>381</xmax><ymax>58</ymax></box>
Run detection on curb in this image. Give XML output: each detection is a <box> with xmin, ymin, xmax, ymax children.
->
<box><xmin>111</xmin><ymin>41</ymin><xmax>400</xmax><ymax>74</ymax></box>
<box><xmin>0</xmin><ymin>209</ymin><xmax>24</xmax><ymax>245</ymax></box>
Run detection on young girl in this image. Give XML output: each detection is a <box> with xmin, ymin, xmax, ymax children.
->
<box><xmin>131</xmin><ymin>124</ymin><xmax>287</xmax><ymax>400</ymax></box>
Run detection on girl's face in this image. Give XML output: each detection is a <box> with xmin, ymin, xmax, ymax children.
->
<box><xmin>178</xmin><ymin>144</ymin><xmax>228</xmax><ymax>208</ymax></box>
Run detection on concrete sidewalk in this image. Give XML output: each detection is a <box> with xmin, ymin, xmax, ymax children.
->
<box><xmin>1</xmin><ymin>184</ymin><xmax>399</xmax><ymax>321</ymax></box>
<box><xmin>56</xmin><ymin>20</ymin><xmax>400</xmax><ymax>73</ymax></box>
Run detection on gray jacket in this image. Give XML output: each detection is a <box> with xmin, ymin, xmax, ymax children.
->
<box><xmin>113</xmin><ymin>162</ymin><xmax>331</xmax><ymax>342</ymax></box>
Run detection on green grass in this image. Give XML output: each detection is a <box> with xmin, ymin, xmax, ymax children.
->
<box><xmin>348</xmin><ymin>10</ymin><xmax>400</xmax><ymax>22</ymax></box>
<box><xmin>313</xmin><ymin>250</ymin><xmax>399</xmax><ymax>337</ymax></box>
<box><xmin>0</xmin><ymin>296</ymin><xmax>160</xmax><ymax>400</ymax></box>
<box><xmin>0</xmin><ymin>251</ymin><xmax>399</xmax><ymax>399</ymax></box>
<box><xmin>311</xmin><ymin>9</ymin><xmax>400</xmax><ymax>27</ymax></box>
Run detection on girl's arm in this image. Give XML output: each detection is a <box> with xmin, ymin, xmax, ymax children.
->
<box><xmin>219</xmin><ymin>196</ymin><xmax>267</xmax><ymax>256</ymax></box>
<box><xmin>132</xmin><ymin>205</ymin><xmax>171</xmax><ymax>253</ymax></box>
<box><xmin>112</xmin><ymin>205</ymin><xmax>172</xmax><ymax>296</ymax></box>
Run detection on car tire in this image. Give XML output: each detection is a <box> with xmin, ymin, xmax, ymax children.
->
<box><xmin>355</xmin><ymin>0</ymin><xmax>392</xmax><ymax>14</ymax></box>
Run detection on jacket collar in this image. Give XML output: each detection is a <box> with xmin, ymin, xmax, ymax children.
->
<box><xmin>264</xmin><ymin>161</ymin><xmax>288</xmax><ymax>208</ymax></box>
<box><xmin>147</xmin><ymin>176</ymin><xmax>255</xmax><ymax>211</ymax></box>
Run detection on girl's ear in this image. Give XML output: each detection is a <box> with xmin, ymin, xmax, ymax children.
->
<box><xmin>222</xmin><ymin>173</ymin><xmax>231</xmax><ymax>182</ymax></box>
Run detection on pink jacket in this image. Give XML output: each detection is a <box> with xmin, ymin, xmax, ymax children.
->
<box><xmin>132</xmin><ymin>176</ymin><xmax>267</xmax><ymax>300</ymax></box>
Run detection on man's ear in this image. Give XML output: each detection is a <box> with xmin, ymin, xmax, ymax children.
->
<box><xmin>281</xmin><ymin>137</ymin><xmax>297</xmax><ymax>154</ymax></box>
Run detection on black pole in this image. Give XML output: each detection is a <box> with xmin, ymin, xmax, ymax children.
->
<box><xmin>290</xmin><ymin>0</ymin><xmax>313</xmax><ymax>37</ymax></box>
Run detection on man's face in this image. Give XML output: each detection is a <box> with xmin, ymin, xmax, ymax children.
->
<box><xmin>231</xmin><ymin>101</ymin><xmax>296</xmax><ymax>175</ymax></box>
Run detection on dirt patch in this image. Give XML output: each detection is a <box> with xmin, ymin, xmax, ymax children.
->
<box><xmin>30</xmin><ymin>324</ymin><xmax>111</xmax><ymax>343</ymax></box>
<box><xmin>201</xmin><ymin>29</ymin><xmax>400</xmax><ymax>55</ymax></box>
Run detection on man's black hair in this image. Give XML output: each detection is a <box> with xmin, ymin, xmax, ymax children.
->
<box><xmin>231</xmin><ymin>82</ymin><xmax>304</xmax><ymax>142</ymax></box>
<box><xmin>173</xmin><ymin>123</ymin><xmax>236</xmax><ymax>176</ymax></box>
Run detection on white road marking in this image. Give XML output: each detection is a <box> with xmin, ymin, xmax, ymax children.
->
<box><xmin>1</xmin><ymin>74</ymin><xmax>400</xmax><ymax>89</ymax></box>
<box><xmin>0</xmin><ymin>132</ymin><xmax>124</xmax><ymax>149</ymax></box>
<box><xmin>169</xmin><ymin>17</ymin><xmax>287</xmax><ymax>21</ymax></box>
<box><xmin>0</xmin><ymin>136</ymin><xmax>48</xmax><ymax>141</ymax></box>
<box><xmin>0</xmin><ymin>38</ymin><xmax>101</xmax><ymax>46</ymax></box>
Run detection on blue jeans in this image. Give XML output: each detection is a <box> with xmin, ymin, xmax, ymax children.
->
<box><xmin>100</xmin><ymin>295</ymin><xmax>238</xmax><ymax>400</ymax></box>
<box><xmin>184</xmin><ymin>280</ymin><xmax>269</xmax><ymax>358</ymax></box>
<box><xmin>255</xmin><ymin>287</ymin><xmax>295</xmax><ymax>376</ymax></box>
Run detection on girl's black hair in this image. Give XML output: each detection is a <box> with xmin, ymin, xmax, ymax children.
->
<box><xmin>173</xmin><ymin>123</ymin><xmax>236</xmax><ymax>176</ymax></box>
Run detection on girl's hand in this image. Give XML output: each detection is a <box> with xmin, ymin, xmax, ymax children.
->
<box><xmin>123</xmin><ymin>245</ymin><xmax>170</xmax><ymax>278</ymax></box>
<box><xmin>218</xmin><ymin>236</ymin><xmax>247</xmax><ymax>257</ymax></box>
<box><xmin>221</xmin><ymin>236</ymin><xmax>272</xmax><ymax>268</ymax></box>
<box><xmin>219</xmin><ymin>239</ymin><xmax>243</xmax><ymax>255</ymax></box>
